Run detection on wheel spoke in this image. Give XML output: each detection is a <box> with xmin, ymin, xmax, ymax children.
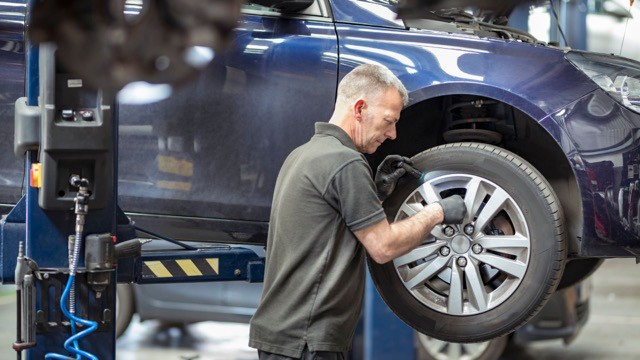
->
<box><xmin>476</xmin><ymin>234</ymin><xmax>529</xmax><ymax>249</ymax></box>
<box><xmin>417</xmin><ymin>182</ymin><xmax>441</xmax><ymax>204</ymax></box>
<box><xmin>399</xmin><ymin>202</ymin><xmax>422</xmax><ymax>218</ymax></box>
<box><xmin>404</xmin><ymin>255</ymin><xmax>450</xmax><ymax>290</ymax></box>
<box><xmin>490</xmin><ymin>247</ymin><xmax>526</xmax><ymax>257</ymax></box>
<box><xmin>430</xmin><ymin>225</ymin><xmax>446</xmax><ymax>239</ymax></box>
<box><xmin>465</xmin><ymin>260</ymin><xmax>488</xmax><ymax>311</ymax></box>
<box><xmin>463</xmin><ymin>342</ymin><xmax>486</xmax><ymax>355</ymax></box>
<box><xmin>472</xmin><ymin>253</ymin><xmax>527</xmax><ymax>279</ymax></box>
<box><xmin>447</xmin><ymin>261</ymin><xmax>464</xmax><ymax>315</ymax></box>
<box><xmin>474</xmin><ymin>188</ymin><xmax>509</xmax><ymax>232</ymax></box>
<box><xmin>394</xmin><ymin>240</ymin><xmax>447</xmax><ymax>266</ymax></box>
<box><xmin>447</xmin><ymin>342</ymin><xmax>462</xmax><ymax>359</ymax></box>
<box><xmin>463</xmin><ymin>176</ymin><xmax>483</xmax><ymax>224</ymax></box>
<box><xmin>425</xmin><ymin>338</ymin><xmax>447</xmax><ymax>353</ymax></box>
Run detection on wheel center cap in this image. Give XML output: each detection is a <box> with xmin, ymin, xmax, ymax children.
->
<box><xmin>451</xmin><ymin>234</ymin><xmax>471</xmax><ymax>254</ymax></box>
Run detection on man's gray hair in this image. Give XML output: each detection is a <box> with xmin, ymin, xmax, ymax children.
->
<box><xmin>337</xmin><ymin>64</ymin><xmax>409</xmax><ymax>107</ymax></box>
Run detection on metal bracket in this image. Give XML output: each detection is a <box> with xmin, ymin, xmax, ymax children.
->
<box><xmin>131</xmin><ymin>246</ymin><xmax>265</xmax><ymax>285</ymax></box>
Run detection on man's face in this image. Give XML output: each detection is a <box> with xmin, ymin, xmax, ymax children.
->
<box><xmin>355</xmin><ymin>88</ymin><xmax>404</xmax><ymax>154</ymax></box>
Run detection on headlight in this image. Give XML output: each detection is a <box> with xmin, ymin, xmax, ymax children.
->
<box><xmin>566</xmin><ymin>51</ymin><xmax>640</xmax><ymax>114</ymax></box>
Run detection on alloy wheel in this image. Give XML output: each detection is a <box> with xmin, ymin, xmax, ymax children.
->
<box><xmin>393</xmin><ymin>174</ymin><xmax>530</xmax><ymax>316</ymax></box>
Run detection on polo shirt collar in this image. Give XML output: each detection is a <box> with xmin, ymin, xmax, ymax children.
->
<box><xmin>315</xmin><ymin>122</ymin><xmax>358</xmax><ymax>151</ymax></box>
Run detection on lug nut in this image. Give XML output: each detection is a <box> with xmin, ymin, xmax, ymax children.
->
<box><xmin>443</xmin><ymin>226</ymin><xmax>455</xmax><ymax>237</ymax></box>
<box><xmin>439</xmin><ymin>246</ymin><xmax>451</xmax><ymax>256</ymax></box>
<box><xmin>456</xmin><ymin>257</ymin><xmax>467</xmax><ymax>267</ymax></box>
<box><xmin>472</xmin><ymin>244</ymin><xmax>483</xmax><ymax>254</ymax></box>
<box><xmin>464</xmin><ymin>224</ymin><xmax>474</xmax><ymax>236</ymax></box>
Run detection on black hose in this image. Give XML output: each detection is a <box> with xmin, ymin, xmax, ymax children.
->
<box><xmin>549</xmin><ymin>0</ymin><xmax>570</xmax><ymax>47</ymax></box>
<box><xmin>134</xmin><ymin>226</ymin><xmax>197</xmax><ymax>250</ymax></box>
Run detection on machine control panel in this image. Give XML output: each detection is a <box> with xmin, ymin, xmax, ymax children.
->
<box><xmin>38</xmin><ymin>44</ymin><xmax>114</xmax><ymax>210</ymax></box>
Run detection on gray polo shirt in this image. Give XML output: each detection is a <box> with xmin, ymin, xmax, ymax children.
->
<box><xmin>249</xmin><ymin>122</ymin><xmax>386</xmax><ymax>357</ymax></box>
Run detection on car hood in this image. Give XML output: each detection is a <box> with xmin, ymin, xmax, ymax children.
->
<box><xmin>396</xmin><ymin>0</ymin><xmax>527</xmax><ymax>21</ymax></box>
<box><xmin>400</xmin><ymin>1</ymin><xmax>545</xmax><ymax>46</ymax></box>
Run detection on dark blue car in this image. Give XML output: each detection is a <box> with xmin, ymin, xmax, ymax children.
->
<box><xmin>0</xmin><ymin>0</ymin><xmax>635</xmax><ymax>343</ymax></box>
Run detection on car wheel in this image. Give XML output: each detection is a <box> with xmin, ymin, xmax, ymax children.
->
<box><xmin>416</xmin><ymin>332</ymin><xmax>508</xmax><ymax>360</ymax></box>
<box><xmin>116</xmin><ymin>284</ymin><xmax>135</xmax><ymax>339</ymax></box>
<box><xmin>368</xmin><ymin>142</ymin><xmax>566</xmax><ymax>342</ymax></box>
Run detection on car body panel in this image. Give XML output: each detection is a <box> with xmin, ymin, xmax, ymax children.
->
<box><xmin>335</xmin><ymin>24</ymin><xmax>599</xmax><ymax>118</ymax></box>
<box><xmin>551</xmin><ymin>89</ymin><xmax>640</xmax><ymax>257</ymax></box>
<box><xmin>0</xmin><ymin>1</ymin><xmax>26</xmax><ymax>207</ymax></box>
<box><xmin>117</xmin><ymin>13</ymin><xmax>338</xmax><ymax>223</ymax></box>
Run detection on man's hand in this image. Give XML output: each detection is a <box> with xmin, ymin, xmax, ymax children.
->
<box><xmin>436</xmin><ymin>195</ymin><xmax>467</xmax><ymax>224</ymax></box>
<box><xmin>375</xmin><ymin>155</ymin><xmax>412</xmax><ymax>202</ymax></box>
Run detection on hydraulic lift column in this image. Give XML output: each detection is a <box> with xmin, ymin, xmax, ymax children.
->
<box><xmin>6</xmin><ymin>42</ymin><xmax>119</xmax><ymax>359</ymax></box>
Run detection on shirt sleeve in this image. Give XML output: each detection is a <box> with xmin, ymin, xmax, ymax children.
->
<box><xmin>324</xmin><ymin>158</ymin><xmax>386</xmax><ymax>232</ymax></box>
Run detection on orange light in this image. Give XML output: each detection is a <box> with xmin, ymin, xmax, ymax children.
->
<box><xmin>29</xmin><ymin>163</ymin><xmax>42</xmax><ymax>188</ymax></box>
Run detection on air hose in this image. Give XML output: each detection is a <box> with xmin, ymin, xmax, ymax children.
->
<box><xmin>45</xmin><ymin>177</ymin><xmax>98</xmax><ymax>360</ymax></box>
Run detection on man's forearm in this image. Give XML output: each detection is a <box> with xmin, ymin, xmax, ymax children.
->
<box><xmin>385</xmin><ymin>204</ymin><xmax>444</xmax><ymax>260</ymax></box>
<box><xmin>355</xmin><ymin>203</ymin><xmax>445</xmax><ymax>264</ymax></box>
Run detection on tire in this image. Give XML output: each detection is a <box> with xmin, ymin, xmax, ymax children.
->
<box><xmin>116</xmin><ymin>284</ymin><xmax>136</xmax><ymax>339</ymax></box>
<box><xmin>368</xmin><ymin>142</ymin><xmax>566</xmax><ymax>343</ymax></box>
<box><xmin>416</xmin><ymin>332</ymin><xmax>508</xmax><ymax>360</ymax></box>
<box><xmin>556</xmin><ymin>258</ymin><xmax>603</xmax><ymax>290</ymax></box>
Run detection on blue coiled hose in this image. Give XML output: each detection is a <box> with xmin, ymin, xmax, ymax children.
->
<box><xmin>44</xmin><ymin>274</ymin><xmax>98</xmax><ymax>360</ymax></box>
<box><xmin>45</xmin><ymin>231</ymin><xmax>98</xmax><ymax>360</ymax></box>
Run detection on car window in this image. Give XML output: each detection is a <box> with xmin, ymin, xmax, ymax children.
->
<box><xmin>243</xmin><ymin>0</ymin><xmax>326</xmax><ymax>17</ymax></box>
<box><xmin>329</xmin><ymin>0</ymin><xmax>404</xmax><ymax>28</ymax></box>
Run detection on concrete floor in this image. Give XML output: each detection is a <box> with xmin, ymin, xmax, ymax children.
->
<box><xmin>1</xmin><ymin>258</ymin><xmax>640</xmax><ymax>359</ymax></box>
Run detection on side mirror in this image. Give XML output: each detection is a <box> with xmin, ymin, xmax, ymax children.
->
<box><xmin>250</xmin><ymin>0</ymin><xmax>314</xmax><ymax>13</ymax></box>
<box><xmin>602</xmin><ymin>0</ymin><xmax>633</xmax><ymax>19</ymax></box>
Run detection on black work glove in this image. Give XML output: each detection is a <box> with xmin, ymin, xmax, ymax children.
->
<box><xmin>375</xmin><ymin>155</ymin><xmax>412</xmax><ymax>202</ymax></box>
<box><xmin>436</xmin><ymin>195</ymin><xmax>467</xmax><ymax>224</ymax></box>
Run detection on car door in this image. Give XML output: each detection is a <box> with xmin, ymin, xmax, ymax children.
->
<box><xmin>0</xmin><ymin>0</ymin><xmax>26</xmax><ymax>212</ymax></box>
<box><xmin>117</xmin><ymin>1</ymin><xmax>339</xmax><ymax>225</ymax></box>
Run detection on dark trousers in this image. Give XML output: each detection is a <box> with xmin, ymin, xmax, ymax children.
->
<box><xmin>258</xmin><ymin>346</ymin><xmax>348</xmax><ymax>360</ymax></box>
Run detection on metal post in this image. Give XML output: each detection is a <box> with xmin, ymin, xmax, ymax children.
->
<box><xmin>567</xmin><ymin>0</ymin><xmax>588</xmax><ymax>50</ymax></box>
<box><xmin>363</xmin><ymin>272</ymin><xmax>414</xmax><ymax>360</ymax></box>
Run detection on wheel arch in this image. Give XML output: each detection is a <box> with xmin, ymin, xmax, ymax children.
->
<box><xmin>372</xmin><ymin>86</ymin><xmax>583</xmax><ymax>256</ymax></box>
<box><xmin>407</xmin><ymin>83</ymin><xmax>548</xmax><ymax>121</ymax></box>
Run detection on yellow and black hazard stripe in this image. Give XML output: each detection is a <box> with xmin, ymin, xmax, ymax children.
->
<box><xmin>141</xmin><ymin>258</ymin><xmax>219</xmax><ymax>279</ymax></box>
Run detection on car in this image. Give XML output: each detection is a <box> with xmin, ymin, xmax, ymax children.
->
<box><xmin>1</xmin><ymin>0</ymin><xmax>637</xmax><ymax>342</ymax></box>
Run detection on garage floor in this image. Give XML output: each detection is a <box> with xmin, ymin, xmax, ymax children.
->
<box><xmin>1</xmin><ymin>258</ymin><xmax>639</xmax><ymax>359</ymax></box>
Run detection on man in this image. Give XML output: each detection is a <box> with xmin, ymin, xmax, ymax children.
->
<box><xmin>249</xmin><ymin>64</ymin><xmax>466</xmax><ymax>359</ymax></box>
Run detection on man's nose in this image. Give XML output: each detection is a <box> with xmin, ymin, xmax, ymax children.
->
<box><xmin>387</xmin><ymin>126</ymin><xmax>397</xmax><ymax>140</ymax></box>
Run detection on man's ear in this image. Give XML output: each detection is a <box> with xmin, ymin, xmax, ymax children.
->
<box><xmin>354</xmin><ymin>99</ymin><xmax>366</xmax><ymax>122</ymax></box>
